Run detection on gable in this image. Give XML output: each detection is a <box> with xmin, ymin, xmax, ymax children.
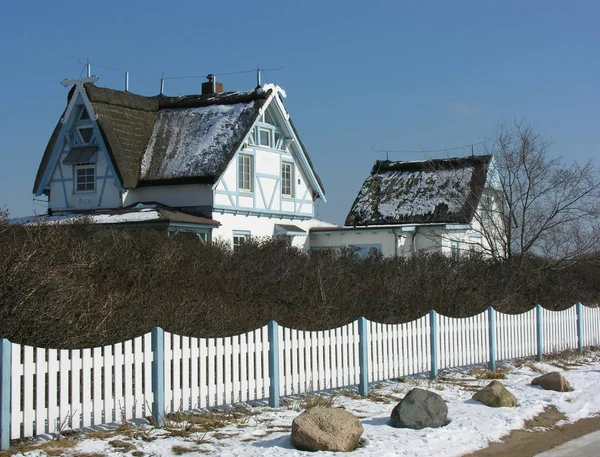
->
<box><xmin>346</xmin><ymin>156</ymin><xmax>491</xmax><ymax>226</ymax></box>
<box><xmin>244</xmin><ymin>89</ymin><xmax>326</xmax><ymax>201</ymax></box>
<box><xmin>34</xmin><ymin>86</ymin><xmax>123</xmax><ymax>197</ymax></box>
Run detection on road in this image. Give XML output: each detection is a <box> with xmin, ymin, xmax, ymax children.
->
<box><xmin>535</xmin><ymin>430</ymin><xmax>600</xmax><ymax>457</ymax></box>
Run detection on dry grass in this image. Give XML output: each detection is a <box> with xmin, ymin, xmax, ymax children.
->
<box><xmin>171</xmin><ymin>444</ymin><xmax>197</xmax><ymax>455</ymax></box>
<box><xmin>108</xmin><ymin>439</ymin><xmax>137</xmax><ymax>452</ymax></box>
<box><xmin>283</xmin><ymin>392</ymin><xmax>339</xmax><ymax>411</ymax></box>
<box><xmin>468</xmin><ymin>365</ymin><xmax>509</xmax><ymax>380</ymax></box>
<box><xmin>0</xmin><ymin>438</ymin><xmax>79</xmax><ymax>456</ymax></box>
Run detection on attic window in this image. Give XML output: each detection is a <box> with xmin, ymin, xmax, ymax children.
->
<box><xmin>77</xmin><ymin>127</ymin><xmax>94</xmax><ymax>144</ymax></box>
<box><xmin>259</xmin><ymin>128</ymin><xmax>271</xmax><ymax>147</ymax></box>
<box><xmin>79</xmin><ymin>107</ymin><xmax>90</xmax><ymax>120</ymax></box>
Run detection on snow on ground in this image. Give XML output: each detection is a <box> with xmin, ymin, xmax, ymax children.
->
<box><xmin>11</xmin><ymin>350</ymin><xmax>600</xmax><ymax>457</ymax></box>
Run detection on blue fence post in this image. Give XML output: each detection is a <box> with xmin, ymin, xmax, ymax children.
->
<box><xmin>536</xmin><ymin>304</ymin><xmax>543</xmax><ymax>361</ymax></box>
<box><xmin>1</xmin><ymin>339</ymin><xmax>12</xmax><ymax>450</ymax></box>
<box><xmin>268</xmin><ymin>321</ymin><xmax>280</xmax><ymax>408</ymax></box>
<box><xmin>576</xmin><ymin>302</ymin><xmax>583</xmax><ymax>352</ymax></box>
<box><xmin>151</xmin><ymin>327</ymin><xmax>165</xmax><ymax>427</ymax></box>
<box><xmin>429</xmin><ymin>310</ymin><xmax>439</xmax><ymax>379</ymax></box>
<box><xmin>358</xmin><ymin>317</ymin><xmax>369</xmax><ymax>396</ymax></box>
<box><xmin>487</xmin><ymin>307</ymin><xmax>496</xmax><ymax>371</ymax></box>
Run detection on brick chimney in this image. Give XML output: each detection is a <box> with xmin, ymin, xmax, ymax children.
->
<box><xmin>202</xmin><ymin>74</ymin><xmax>223</xmax><ymax>95</ymax></box>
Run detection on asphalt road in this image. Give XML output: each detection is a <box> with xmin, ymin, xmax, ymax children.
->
<box><xmin>535</xmin><ymin>430</ymin><xmax>600</xmax><ymax>457</ymax></box>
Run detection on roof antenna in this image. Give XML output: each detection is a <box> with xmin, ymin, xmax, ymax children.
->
<box><xmin>256</xmin><ymin>67</ymin><xmax>261</xmax><ymax>87</ymax></box>
<box><xmin>86</xmin><ymin>58</ymin><xmax>91</xmax><ymax>78</ymax></box>
<box><xmin>124</xmin><ymin>71</ymin><xmax>129</xmax><ymax>92</ymax></box>
<box><xmin>471</xmin><ymin>144</ymin><xmax>474</xmax><ymax>156</ymax></box>
<box><xmin>160</xmin><ymin>73</ymin><xmax>165</xmax><ymax>95</ymax></box>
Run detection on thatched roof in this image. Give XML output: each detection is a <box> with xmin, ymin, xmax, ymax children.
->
<box><xmin>35</xmin><ymin>84</ymin><xmax>284</xmax><ymax>191</ymax></box>
<box><xmin>345</xmin><ymin>155</ymin><xmax>491</xmax><ymax>226</ymax></box>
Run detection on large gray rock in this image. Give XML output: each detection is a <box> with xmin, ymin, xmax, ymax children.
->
<box><xmin>390</xmin><ymin>388</ymin><xmax>448</xmax><ymax>429</ymax></box>
<box><xmin>291</xmin><ymin>407</ymin><xmax>363</xmax><ymax>452</ymax></box>
<box><xmin>473</xmin><ymin>380</ymin><xmax>518</xmax><ymax>407</ymax></box>
<box><xmin>531</xmin><ymin>372</ymin><xmax>572</xmax><ymax>392</ymax></box>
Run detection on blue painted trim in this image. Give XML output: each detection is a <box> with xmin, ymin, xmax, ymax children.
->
<box><xmin>576</xmin><ymin>302</ymin><xmax>583</xmax><ymax>352</ymax></box>
<box><xmin>487</xmin><ymin>307</ymin><xmax>496</xmax><ymax>371</ymax></box>
<box><xmin>57</xmin><ymin>158</ymin><xmax>70</xmax><ymax>208</ymax></box>
<box><xmin>429</xmin><ymin>310</ymin><xmax>439</xmax><ymax>379</ymax></box>
<box><xmin>255</xmin><ymin>172</ymin><xmax>280</xmax><ymax>179</ymax></box>
<box><xmin>167</xmin><ymin>222</ymin><xmax>214</xmax><ymax>231</ymax></box>
<box><xmin>233</xmin><ymin>230</ymin><xmax>251</xmax><ymax>237</ymax></box>
<box><xmin>267</xmin><ymin>321</ymin><xmax>280</xmax><ymax>407</ymax></box>
<box><xmin>256</xmin><ymin>177</ymin><xmax>269</xmax><ymax>209</ymax></box>
<box><xmin>213</xmin><ymin>206</ymin><xmax>312</xmax><ymax>221</ymax></box>
<box><xmin>358</xmin><ymin>317</ymin><xmax>369</xmax><ymax>396</ymax></box>
<box><xmin>536</xmin><ymin>304</ymin><xmax>543</xmax><ymax>361</ymax></box>
<box><xmin>269</xmin><ymin>100</ymin><xmax>326</xmax><ymax>202</ymax></box>
<box><xmin>151</xmin><ymin>327</ymin><xmax>165</xmax><ymax>427</ymax></box>
<box><xmin>0</xmin><ymin>338</ymin><xmax>11</xmax><ymax>450</ymax></box>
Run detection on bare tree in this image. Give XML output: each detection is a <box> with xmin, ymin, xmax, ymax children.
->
<box><xmin>476</xmin><ymin>121</ymin><xmax>600</xmax><ymax>265</ymax></box>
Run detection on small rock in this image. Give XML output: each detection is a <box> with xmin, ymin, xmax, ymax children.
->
<box><xmin>390</xmin><ymin>388</ymin><xmax>448</xmax><ymax>429</ymax></box>
<box><xmin>291</xmin><ymin>407</ymin><xmax>363</xmax><ymax>452</ymax></box>
<box><xmin>473</xmin><ymin>380</ymin><xmax>518</xmax><ymax>407</ymax></box>
<box><xmin>531</xmin><ymin>372</ymin><xmax>572</xmax><ymax>392</ymax></box>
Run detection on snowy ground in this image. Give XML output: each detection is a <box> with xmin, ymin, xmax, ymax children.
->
<box><xmin>8</xmin><ymin>349</ymin><xmax>600</xmax><ymax>457</ymax></box>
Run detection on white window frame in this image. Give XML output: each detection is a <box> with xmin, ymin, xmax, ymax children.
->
<box><xmin>258</xmin><ymin>127</ymin><xmax>272</xmax><ymax>147</ymax></box>
<box><xmin>233</xmin><ymin>231</ymin><xmax>251</xmax><ymax>250</ymax></box>
<box><xmin>74</xmin><ymin>164</ymin><xmax>96</xmax><ymax>193</ymax></box>
<box><xmin>281</xmin><ymin>162</ymin><xmax>294</xmax><ymax>198</ymax></box>
<box><xmin>238</xmin><ymin>153</ymin><xmax>254</xmax><ymax>192</ymax></box>
<box><xmin>450</xmin><ymin>240</ymin><xmax>460</xmax><ymax>261</ymax></box>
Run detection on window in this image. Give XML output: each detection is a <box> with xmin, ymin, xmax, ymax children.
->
<box><xmin>258</xmin><ymin>128</ymin><xmax>271</xmax><ymax>147</ymax></box>
<box><xmin>233</xmin><ymin>231</ymin><xmax>251</xmax><ymax>250</ymax></box>
<box><xmin>450</xmin><ymin>240</ymin><xmax>460</xmax><ymax>261</ymax></box>
<box><xmin>77</xmin><ymin>126</ymin><xmax>94</xmax><ymax>144</ymax></box>
<box><xmin>282</xmin><ymin>162</ymin><xmax>294</xmax><ymax>197</ymax></box>
<box><xmin>238</xmin><ymin>154</ymin><xmax>253</xmax><ymax>192</ymax></box>
<box><xmin>75</xmin><ymin>165</ymin><xmax>95</xmax><ymax>192</ymax></box>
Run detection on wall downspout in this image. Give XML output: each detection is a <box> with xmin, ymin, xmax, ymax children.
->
<box><xmin>392</xmin><ymin>229</ymin><xmax>399</xmax><ymax>257</ymax></box>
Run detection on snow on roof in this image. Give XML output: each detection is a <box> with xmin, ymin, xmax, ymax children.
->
<box><xmin>140</xmin><ymin>102</ymin><xmax>257</xmax><ymax>181</ymax></box>
<box><xmin>346</xmin><ymin>156</ymin><xmax>491</xmax><ymax>226</ymax></box>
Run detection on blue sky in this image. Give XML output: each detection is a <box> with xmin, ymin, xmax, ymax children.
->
<box><xmin>1</xmin><ymin>1</ymin><xmax>598</xmax><ymax>224</ymax></box>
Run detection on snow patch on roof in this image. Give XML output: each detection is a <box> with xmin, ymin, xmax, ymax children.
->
<box><xmin>12</xmin><ymin>210</ymin><xmax>162</xmax><ymax>225</ymax></box>
<box><xmin>140</xmin><ymin>101</ymin><xmax>257</xmax><ymax>181</ymax></box>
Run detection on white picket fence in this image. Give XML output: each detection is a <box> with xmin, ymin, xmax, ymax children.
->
<box><xmin>1</xmin><ymin>303</ymin><xmax>599</xmax><ymax>447</ymax></box>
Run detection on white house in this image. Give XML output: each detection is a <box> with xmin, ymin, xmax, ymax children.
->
<box><xmin>309</xmin><ymin>155</ymin><xmax>498</xmax><ymax>258</ymax></box>
<box><xmin>32</xmin><ymin>76</ymin><xmax>335</xmax><ymax>247</ymax></box>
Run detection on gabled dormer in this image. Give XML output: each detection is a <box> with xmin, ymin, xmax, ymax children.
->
<box><xmin>213</xmin><ymin>84</ymin><xmax>326</xmax><ymax>220</ymax></box>
<box><xmin>33</xmin><ymin>77</ymin><xmax>123</xmax><ymax>212</ymax></box>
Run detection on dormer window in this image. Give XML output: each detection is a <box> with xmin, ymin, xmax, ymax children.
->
<box><xmin>77</xmin><ymin>126</ymin><xmax>94</xmax><ymax>144</ymax></box>
<box><xmin>258</xmin><ymin>128</ymin><xmax>271</xmax><ymax>147</ymax></box>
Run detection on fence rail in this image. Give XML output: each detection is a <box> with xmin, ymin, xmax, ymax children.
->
<box><xmin>1</xmin><ymin>303</ymin><xmax>599</xmax><ymax>448</ymax></box>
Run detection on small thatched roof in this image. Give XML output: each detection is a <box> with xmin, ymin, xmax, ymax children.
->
<box><xmin>345</xmin><ymin>155</ymin><xmax>491</xmax><ymax>226</ymax></box>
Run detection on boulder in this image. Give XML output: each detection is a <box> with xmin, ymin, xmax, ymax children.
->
<box><xmin>472</xmin><ymin>380</ymin><xmax>518</xmax><ymax>407</ymax></box>
<box><xmin>291</xmin><ymin>407</ymin><xmax>363</xmax><ymax>452</ymax></box>
<box><xmin>531</xmin><ymin>372</ymin><xmax>572</xmax><ymax>392</ymax></box>
<box><xmin>390</xmin><ymin>388</ymin><xmax>448</xmax><ymax>429</ymax></box>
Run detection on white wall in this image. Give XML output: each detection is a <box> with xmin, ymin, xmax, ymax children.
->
<box><xmin>309</xmin><ymin>230</ymin><xmax>398</xmax><ymax>257</ymax></box>
<box><xmin>48</xmin><ymin>142</ymin><xmax>122</xmax><ymax>212</ymax></box>
<box><xmin>213</xmin><ymin>212</ymin><xmax>335</xmax><ymax>249</ymax></box>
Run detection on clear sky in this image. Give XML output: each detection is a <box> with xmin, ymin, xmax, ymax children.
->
<box><xmin>1</xmin><ymin>1</ymin><xmax>598</xmax><ymax>224</ymax></box>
